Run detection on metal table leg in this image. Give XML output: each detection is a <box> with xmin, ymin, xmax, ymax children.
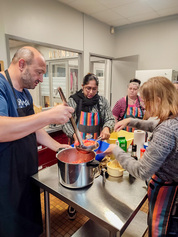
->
<box><xmin>44</xmin><ymin>190</ymin><xmax>51</xmax><ymax>237</ymax></box>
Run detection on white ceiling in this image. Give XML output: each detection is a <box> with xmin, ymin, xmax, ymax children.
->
<box><xmin>57</xmin><ymin>0</ymin><xmax>178</xmax><ymax>28</ymax></box>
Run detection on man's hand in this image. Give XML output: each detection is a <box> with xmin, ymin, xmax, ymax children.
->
<box><xmin>58</xmin><ymin>144</ymin><xmax>71</xmax><ymax>149</ymax></box>
<box><xmin>73</xmin><ymin>133</ymin><xmax>78</xmax><ymax>143</ymax></box>
<box><xmin>47</xmin><ymin>104</ymin><xmax>74</xmax><ymax>125</ymax></box>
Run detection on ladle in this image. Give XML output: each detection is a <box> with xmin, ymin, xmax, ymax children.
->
<box><xmin>58</xmin><ymin>87</ymin><xmax>99</xmax><ymax>153</ymax></box>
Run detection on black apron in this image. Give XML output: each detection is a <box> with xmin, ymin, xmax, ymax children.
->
<box><xmin>0</xmin><ymin>70</ymin><xmax>43</xmax><ymax>237</ymax></box>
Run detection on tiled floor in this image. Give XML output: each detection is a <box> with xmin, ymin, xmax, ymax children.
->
<box><xmin>40</xmin><ymin>192</ymin><xmax>149</xmax><ymax>237</ymax></box>
<box><xmin>40</xmin><ymin>193</ymin><xmax>89</xmax><ymax>237</ymax></box>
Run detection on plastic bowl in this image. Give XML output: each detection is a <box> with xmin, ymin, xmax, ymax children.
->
<box><xmin>107</xmin><ymin>160</ymin><xmax>124</xmax><ymax>177</ymax></box>
<box><xmin>94</xmin><ymin>140</ymin><xmax>109</xmax><ymax>161</ymax></box>
<box><xmin>107</xmin><ymin>130</ymin><xmax>134</xmax><ymax>148</ymax></box>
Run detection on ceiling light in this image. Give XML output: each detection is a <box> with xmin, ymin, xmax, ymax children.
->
<box><xmin>110</xmin><ymin>26</ymin><xmax>115</xmax><ymax>34</ymax></box>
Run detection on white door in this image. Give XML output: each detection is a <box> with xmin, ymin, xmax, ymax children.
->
<box><xmin>90</xmin><ymin>56</ymin><xmax>112</xmax><ymax>104</ymax></box>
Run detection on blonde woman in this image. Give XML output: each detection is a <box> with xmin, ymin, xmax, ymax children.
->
<box><xmin>106</xmin><ymin>77</ymin><xmax>178</xmax><ymax>237</ymax></box>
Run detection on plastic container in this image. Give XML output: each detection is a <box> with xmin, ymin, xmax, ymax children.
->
<box><xmin>117</xmin><ymin>137</ymin><xmax>127</xmax><ymax>152</ymax></box>
<box><xmin>94</xmin><ymin>140</ymin><xmax>110</xmax><ymax>161</ymax></box>
<box><xmin>107</xmin><ymin>160</ymin><xmax>124</xmax><ymax>177</ymax></box>
<box><xmin>143</xmin><ymin>142</ymin><xmax>148</xmax><ymax>149</ymax></box>
<box><xmin>140</xmin><ymin>148</ymin><xmax>146</xmax><ymax>159</ymax></box>
<box><xmin>107</xmin><ymin>130</ymin><xmax>134</xmax><ymax>148</ymax></box>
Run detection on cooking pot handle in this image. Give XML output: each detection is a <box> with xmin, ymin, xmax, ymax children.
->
<box><xmin>87</xmin><ymin>159</ymin><xmax>99</xmax><ymax>167</ymax></box>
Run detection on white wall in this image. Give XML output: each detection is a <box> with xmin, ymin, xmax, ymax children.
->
<box><xmin>110</xmin><ymin>16</ymin><xmax>178</xmax><ymax>108</ymax></box>
<box><xmin>84</xmin><ymin>15</ymin><xmax>115</xmax><ymax>74</ymax></box>
<box><xmin>114</xmin><ymin>16</ymin><xmax>178</xmax><ymax>70</ymax></box>
<box><xmin>111</xmin><ymin>55</ymin><xmax>139</xmax><ymax>108</ymax></box>
<box><xmin>2</xmin><ymin>0</ymin><xmax>83</xmax><ymax>51</ymax></box>
<box><xmin>0</xmin><ymin>0</ymin><xmax>115</xmax><ymax>75</ymax></box>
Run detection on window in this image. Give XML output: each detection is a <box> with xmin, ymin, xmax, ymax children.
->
<box><xmin>8</xmin><ymin>37</ymin><xmax>82</xmax><ymax>109</ymax></box>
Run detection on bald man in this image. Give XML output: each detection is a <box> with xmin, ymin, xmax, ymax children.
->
<box><xmin>0</xmin><ymin>47</ymin><xmax>74</xmax><ymax>237</ymax></box>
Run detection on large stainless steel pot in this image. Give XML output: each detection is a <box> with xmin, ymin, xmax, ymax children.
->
<box><xmin>56</xmin><ymin>148</ymin><xmax>99</xmax><ymax>189</ymax></box>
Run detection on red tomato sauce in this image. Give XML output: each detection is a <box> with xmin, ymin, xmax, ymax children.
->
<box><xmin>71</xmin><ymin>158</ymin><xmax>88</xmax><ymax>164</ymax></box>
<box><xmin>96</xmin><ymin>150</ymin><xmax>102</xmax><ymax>154</ymax></box>
<box><xmin>74</xmin><ymin>139</ymin><xmax>96</xmax><ymax>147</ymax></box>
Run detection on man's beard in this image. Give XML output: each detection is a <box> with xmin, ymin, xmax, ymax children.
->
<box><xmin>21</xmin><ymin>69</ymin><xmax>35</xmax><ymax>89</ymax></box>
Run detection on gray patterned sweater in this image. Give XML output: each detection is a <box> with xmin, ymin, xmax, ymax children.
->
<box><xmin>113</xmin><ymin>117</ymin><xmax>178</xmax><ymax>182</ymax></box>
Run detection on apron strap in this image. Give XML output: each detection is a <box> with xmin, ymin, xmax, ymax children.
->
<box><xmin>76</xmin><ymin>99</ymin><xmax>83</xmax><ymax>125</ymax></box>
<box><xmin>5</xmin><ymin>69</ymin><xmax>19</xmax><ymax>107</ymax></box>
<box><xmin>5</xmin><ymin>69</ymin><xmax>31</xmax><ymax>108</ymax></box>
<box><xmin>120</xmin><ymin>96</ymin><xmax>128</xmax><ymax>121</ymax></box>
<box><xmin>97</xmin><ymin>100</ymin><xmax>102</xmax><ymax>127</ymax></box>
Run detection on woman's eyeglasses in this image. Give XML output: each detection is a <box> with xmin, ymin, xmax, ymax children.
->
<box><xmin>84</xmin><ymin>86</ymin><xmax>98</xmax><ymax>92</ymax></box>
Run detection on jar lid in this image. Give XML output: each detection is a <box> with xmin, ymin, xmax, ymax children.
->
<box><xmin>140</xmin><ymin>148</ymin><xmax>146</xmax><ymax>152</ymax></box>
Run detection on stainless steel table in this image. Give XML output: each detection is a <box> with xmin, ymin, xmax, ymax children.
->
<box><xmin>32</xmin><ymin>164</ymin><xmax>147</xmax><ymax>237</ymax></box>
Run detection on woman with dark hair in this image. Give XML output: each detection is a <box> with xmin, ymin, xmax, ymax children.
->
<box><xmin>112</xmin><ymin>78</ymin><xmax>144</xmax><ymax>132</ymax></box>
<box><xmin>63</xmin><ymin>73</ymin><xmax>115</xmax><ymax>142</ymax></box>
<box><xmin>63</xmin><ymin>73</ymin><xmax>115</xmax><ymax>219</ymax></box>
<box><xmin>106</xmin><ymin>77</ymin><xmax>178</xmax><ymax>236</ymax></box>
